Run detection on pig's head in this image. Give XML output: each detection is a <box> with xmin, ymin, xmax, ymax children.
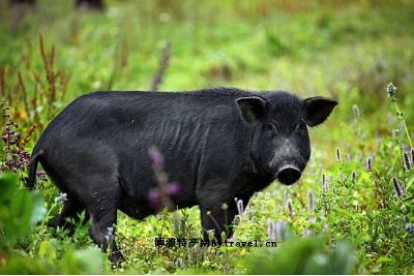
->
<box><xmin>237</xmin><ymin>91</ymin><xmax>337</xmax><ymax>185</ymax></box>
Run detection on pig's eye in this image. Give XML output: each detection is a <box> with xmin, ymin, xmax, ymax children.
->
<box><xmin>265</xmin><ymin>122</ymin><xmax>277</xmax><ymax>135</ymax></box>
<box><xmin>295</xmin><ymin>121</ymin><xmax>306</xmax><ymax>133</ymax></box>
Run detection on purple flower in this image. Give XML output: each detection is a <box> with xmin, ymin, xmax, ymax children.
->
<box><xmin>229</xmin><ymin>232</ymin><xmax>237</xmax><ymax>242</ymax></box>
<box><xmin>267</xmin><ymin>219</ymin><xmax>275</xmax><ymax>240</ymax></box>
<box><xmin>376</xmin><ymin>137</ymin><xmax>382</xmax><ymax>148</ymax></box>
<box><xmin>151</xmin><ymin>152</ymin><xmax>164</xmax><ymax>166</ymax></box>
<box><xmin>405</xmin><ymin>223</ymin><xmax>413</xmax><ymax>234</ymax></box>
<box><xmin>36</xmin><ymin>171</ymin><xmax>47</xmax><ymax>180</ymax></box>
<box><xmin>351</xmin><ymin>171</ymin><xmax>356</xmax><ymax>183</ymax></box>
<box><xmin>275</xmin><ymin>220</ymin><xmax>287</xmax><ymax>241</ymax></box>
<box><xmin>148</xmin><ymin>188</ymin><xmax>161</xmax><ymax>205</ymax></box>
<box><xmin>352</xmin><ymin>105</ymin><xmax>360</xmax><ymax>121</ymax></box>
<box><xmin>286</xmin><ymin>200</ymin><xmax>293</xmax><ymax>215</ymax></box>
<box><xmin>411</xmin><ymin>148</ymin><xmax>414</xmax><ymax>165</ymax></box>
<box><xmin>366</xmin><ymin>156</ymin><xmax>372</xmax><ymax>171</ymax></box>
<box><xmin>323</xmin><ymin>182</ymin><xmax>329</xmax><ymax>193</ymax></box>
<box><xmin>386</xmin><ymin>83</ymin><xmax>397</xmax><ymax>98</ymax></box>
<box><xmin>336</xmin><ymin>148</ymin><xmax>341</xmax><ymax>162</ymax></box>
<box><xmin>392</xmin><ymin>178</ymin><xmax>403</xmax><ymax>198</ymax></box>
<box><xmin>167</xmin><ymin>182</ymin><xmax>180</xmax><ymax>196</ymax></box>
<box><xmin>237</xmin><ymin>199</ymin><xmax>244</xmax><ymax>215</ymax></box>
<box><xmin>403</xmin><ymin>152</ymin><xmax>411</xmax><ymax>171</ymax></box>
<box><xmin>54</xmin><ymin>192</ymin><xmax>68</xmax><ymax>205</ymax></box>
<box><xmin>308</xmin><ymin>190</ymin><xmax>314</xmax><ymax>213</ymax></box>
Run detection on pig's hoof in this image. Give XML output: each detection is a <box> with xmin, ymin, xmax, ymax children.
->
<box><xmin>110</xmin><ymin>251</ymin><xmax>125</xmax><ymax>268</ymax></box>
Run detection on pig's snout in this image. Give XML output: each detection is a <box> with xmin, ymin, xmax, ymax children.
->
<box><xmin>276</xmin><ymin>164</ymin><xmax>301</xmax><ymax>185</ymax></box>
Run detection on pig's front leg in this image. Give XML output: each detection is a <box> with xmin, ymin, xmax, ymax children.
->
<box><xmin>199</xmin><ymin>194</ymin><xmax>239</xmax><ymax>241</ymax></box>
<box><xmin>200</xmin><ymin>204</ymin><xmax>238</xmax><ymax>241</ymax></box>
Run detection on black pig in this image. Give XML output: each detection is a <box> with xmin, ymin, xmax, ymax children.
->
<box><xmin>27</xmin><ymin>87</ymin><xmax>337</xmax><ymax>263</ymax></box>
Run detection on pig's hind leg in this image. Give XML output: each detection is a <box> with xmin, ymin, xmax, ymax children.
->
<box><xmin>82</xmin><ymin>177</ymin><xmax>124</xmax><ymax>266</ymax></box>
<box><xmin>48</xmin><ymin>194</ymin><xmax>89</xmax><ymax>234</ymax></box>
<box><xmin>46</xmin><ymin>145</ymin><xmax>124</xmax><ymax>265</ymax></box>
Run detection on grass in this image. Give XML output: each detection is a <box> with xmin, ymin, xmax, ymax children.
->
<box><xmin>1</xmin><ymin>0</ymin><xmax>414</xmax><ymax>274</ymax></box>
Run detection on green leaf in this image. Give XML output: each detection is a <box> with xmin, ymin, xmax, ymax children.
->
<box><xmin>38</xmin><ymin>240</ymin><xmax>57</xmax><ymax>264</ymax></box>
<box><xmin>30</xmin><ymin>191</ymin><xmax>46</xmax><ymax>225</ymax></box>
<box><xmin>0</xmin><ymin>172</ymin><xmax>18</xmax><ymax>204</ymax></box>
<box><xmin>4</xmin><ymin>190</ymin><xmax>33</xmax><ymax>245</ymax></box>
<box><xmin>326</xmin><ymin>241</ymin><xmax>355</xmax><ymax>274</ymax></box>
<box><xmin>60</xmin><ymin>247</ymin><xmax>104</xmax><ymax>274</ymax></box>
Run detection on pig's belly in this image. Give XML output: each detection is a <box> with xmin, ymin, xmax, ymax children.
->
<box><xmin>118</xmin><ymin>186</ymin><xmax>199</xmax><ymax>220</ymax></box>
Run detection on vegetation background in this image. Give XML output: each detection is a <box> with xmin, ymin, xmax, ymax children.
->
<box><xmin>0</xmin><ymin>0</ymin><xmax>414</xmax><ymax>274</ymax></box>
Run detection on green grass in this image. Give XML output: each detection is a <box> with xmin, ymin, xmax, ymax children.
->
<box><xmin>1</xmin><ymin>0</ymin><xmax>414</xmax><ymax>274</ymax></box>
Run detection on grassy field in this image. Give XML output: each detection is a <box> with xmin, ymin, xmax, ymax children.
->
<box><xmin>1</xmin><ymin>0</ymin><xmax>414</xmax><ymax>274</ymax></box>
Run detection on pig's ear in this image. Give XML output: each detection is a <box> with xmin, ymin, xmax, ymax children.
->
<box><xmin>236</xmin><ymin>96</ymin><xmax>267</xmax><ymax>124</ymax></box>
<box><xmin>304</xmin><ymin>96</ymin><xmax>338</xmax><ymax>127</ymax></box>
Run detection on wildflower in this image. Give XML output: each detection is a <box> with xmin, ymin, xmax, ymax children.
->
<box><xmin>323</xmin><ymin>182</ymin><xmax>329</xmax><ymax>193</ymax></box>
<box><xmin>352</xmin><ymin>105</ymin><xmax>360</xmax><ymax>122</ymax></box>
<box><xmin>392</xmin><ymin>178</ymin><xmax>403</xmax><ymax>198</ymax></box>
<box><xmin>323</xmin><ymin>224</ymin><xmax>329</xmax><ymax>233</ymax></box>
<box><xmin>411</xmin><ymin>148</ymin><xmax>414</xmax><ymax>164</ymax></box>
<box><xmin>351</xmin><ymin>171</ymin><xmax>356</xmax><ymax>183</ymax></box>
<box><xmin>329</xmin><ymin>174</ymin><xmax>333</xmax><ymax>182</ymax></box>
<box><xmin>286</xmin><ymin>199</ymin><xmax>293</xmax><ymax>215</ymax></box>
<box><xmin>386</xmin><ymin>83</ymin><xmax>397</xmax><ymax>98</ymax></box>
<box><xmin>54</xmin><ymin>192</ymin><xmax>67</xmax><ymax>205</ymax></box>
<box><xmin>168</xmin><ymin>182</ymin><xmax>180</xmax><ymax>196</ymax></box>
<box><xmin>345</xmin><ymin>154</ymin><xmax>351</xmax><ymax>164</ymax></box>
<box><xmin>148</xmin><ymin>188</ymin><xmax>161</xmax><ymax>206</ymax></box>
<box><xmin>275</xmin><ymin>220</ymin><xmax>287</xmax><ymax>241</ymax></box>
<box><xmin>403</xmin><ymin>151</ymin><xmax>411</xmax><ymax>171</ymax></box>
<box><xmin>302</xmin><ymin>228</ymin><xmax>311</xmax><ymax>237</ymax></box>
<box><xmin>336</xmin><ymin>148</ymin><xmax>341</xmax><ymax>162</ymax></box>
<box><xmin>366</xmin><ymin>156</ymin><xmax>372</xmax><ymax>171</ymax></box>
<box><xmin>308</xmin><ymin>190</ymin><xmax>314</xmax><ymax>213</ymax></box>
<box><xmin>229</xmin><ymin>232</ymin><xmax>237</xmax><ymax>243</ymax></box>
<box><xmin>319</xmin><ymin>164</ymin><xmax>323</xmax><ymax>174</ymax></box>
<box><xmin>150</xmin><ymin>149</ymin><xmax>164</xmax><ymax>166</ymax></box>
<box><xmin>405</xmin><ymin>223</ymin><xmax>413</xmax><ymax>234</ymax></box>
<box><xmin>267</xmin><ymin>219</ymin><xmax>275</xmax><ymax>240</ymax></box>
<box><xmin>237</xmin><ymin>199</ymin><xmax>244</xmax><ymax>215</ymax></box>
<box><xmin>376</xmin><ymin>137</ymin><xmax>382</xmax><ymax>148</ymax></box>
<box><xmin>37</xmin><ymin>171</ymin><xmax>47</xmax><ymax>180</ymax></box>
<box><xmin>322</xmin><ymin>173</ymin><xmax>325</xmax><ymax>186</ymax></box>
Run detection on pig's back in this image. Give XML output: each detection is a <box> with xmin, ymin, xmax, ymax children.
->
<box><xmin>34</xmin><ymin>88</ymin><xmax>254</xmax><ymax>154</ymax></box>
